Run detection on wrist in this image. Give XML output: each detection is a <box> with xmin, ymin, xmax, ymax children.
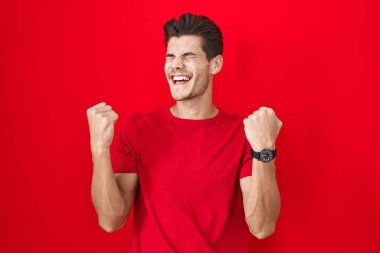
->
<box><xmin>91</xmin><ymin>147</ymin><xmax>110</xmax><ymax>157</ymax></box>
<box><xmin>251</xmin><ymin>144</ymin><xmax>276</xmax><ymax>151</ymax></box>
<box><xmin>90</xmin><ymin>140</ymin><xmax>110</xmax><ymax>153</ymax></box>
<box><xmin>250</xmin><ymin>146</ymin><xmax>277</xmax><ymax>163</ymax></box>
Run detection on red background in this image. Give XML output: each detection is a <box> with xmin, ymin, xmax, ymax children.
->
<box><xmin>1</xmin><ymin>0</ymin><xmax>379</xmax><ymax>252</ymax></box>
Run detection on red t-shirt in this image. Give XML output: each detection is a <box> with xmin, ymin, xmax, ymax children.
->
<box><xmin>111</xmin><ymin>106</ymin><xmax>253</xmax><ymax>253</ymax></box>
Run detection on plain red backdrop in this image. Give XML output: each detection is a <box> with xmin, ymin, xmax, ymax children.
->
<box><xmin>1</xmin><ymin>0</ymin><xmax>379</xmax><ymax>252</ymax></box>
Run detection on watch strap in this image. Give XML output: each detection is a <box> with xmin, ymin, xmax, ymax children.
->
<box><xmin>250</xmin><ymin>148</ymin><xmax>277</xmax><ymax>161</ymax></box>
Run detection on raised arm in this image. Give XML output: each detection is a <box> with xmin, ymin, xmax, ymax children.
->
<box><xmin>87</xmin><ymin>102</ymin><xmax>138</xmax><ymax>233</ymax></box>
<box><xmin>241</xmin><ymin>106</ymin><xmax>283</xmax><ymax>239</ymax></box>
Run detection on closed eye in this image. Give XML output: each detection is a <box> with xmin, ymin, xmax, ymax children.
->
<box><xmin>183</xmin><ymin>52</ymin><xmax>196</xmax><ymax>57</ymax></box>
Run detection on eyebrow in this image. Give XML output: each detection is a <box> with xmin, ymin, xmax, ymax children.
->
<box><xmin>166</xmin><ymin>52</ymin><xmax>197</xmax><ymax>57</ymax></box>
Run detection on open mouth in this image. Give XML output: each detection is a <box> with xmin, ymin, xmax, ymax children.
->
<box><xmin>171</xmin><ymin>75</ymin><xmax>192</xmax><ymax>85</ymax></box>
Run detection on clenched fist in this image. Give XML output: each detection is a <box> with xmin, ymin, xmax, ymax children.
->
<box><xmin>243</xmin><ymin>106</ymin><xmax>283</xmax><ymax>151</ymax></box>
<box><xmin>86</xmin><ymin>102</ymin><xmax>119</xmax><ymax>152</ymax></box>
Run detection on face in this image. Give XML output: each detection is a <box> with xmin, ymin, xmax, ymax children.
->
<box><xmin>164</xmin><ymin>35</ymin><xmax>213</xmax><ymax>101</ymax></box>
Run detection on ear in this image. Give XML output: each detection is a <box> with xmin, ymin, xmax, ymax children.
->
<box><xmin>210</xmin><ymin>55</ymin><xmax>223</xmax><ymax>75</ymax></box>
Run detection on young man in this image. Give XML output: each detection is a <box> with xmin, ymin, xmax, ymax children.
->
<box><xmin>87</xmin><ymin>13</ymin><xmax>283</xmax><ymax>253</ymax></box>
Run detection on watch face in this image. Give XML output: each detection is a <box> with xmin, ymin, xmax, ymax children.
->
<box><xmin>260</xmin><ymin>149</ymin><xmax>274</xmax><ymax>162</ymax></box>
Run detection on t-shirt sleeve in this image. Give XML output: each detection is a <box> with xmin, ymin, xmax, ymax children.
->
<box><xmin>238</xmin><ymin>136</ymin><xmax>253</xmax><ymax>179</ymax></box>
<box><xmin>110</xmin><ymin>115</ymin><xmax>139</xmax><ymax>173</ymax></box>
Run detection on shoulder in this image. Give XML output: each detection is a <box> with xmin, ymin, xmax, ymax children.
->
<box><xmin>219</xmin><ymin>107</ymin><xmax>245</xmax><ymax>127</ymax></box>
<box><xmin>218</xmin><ymin>108</ymin><xmax>248</xmax><ymax>142</ymax></box>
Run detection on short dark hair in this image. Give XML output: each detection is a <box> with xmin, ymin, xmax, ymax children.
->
<box><xmin>163</xmin><ymin>13</ymin><xmax>223</xmax><ymax>61</ymax></box>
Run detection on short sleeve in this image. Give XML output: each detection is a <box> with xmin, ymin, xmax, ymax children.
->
<box><xmin>111</xmin><ymin>115</ymin><xmax>139</xmax><ymax>173</ymax></box>
<box><xmin>238</xmin><ymin>136</ymin><xmax>253</xmax><ymax>179</ymax></box>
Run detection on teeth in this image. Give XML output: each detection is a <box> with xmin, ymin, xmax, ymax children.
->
<box><xmin>172</xmin><ymin>75</ymin><xmax>190</xmax><ymax>81</ymax></box>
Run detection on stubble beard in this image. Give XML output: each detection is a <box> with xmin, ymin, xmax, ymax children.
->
<box><xmin>173</xmin><ymin>75</ymin><xmax>210</xmax><ymax>102</ymax></box>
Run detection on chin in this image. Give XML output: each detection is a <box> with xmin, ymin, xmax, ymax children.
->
<box><xmin>171</xmin><ymin>95</ymin><xmax>188</xmax><ymax>101</ymax></box>
<box><xmin>171</xmin><ymin>92</ymin><xmax>191</xmax><ymax>101</ymax></box>
<box><xmin>170</xmin><ymin>88</ymin><xmax>189</xmax><ymax>100</ymax></box>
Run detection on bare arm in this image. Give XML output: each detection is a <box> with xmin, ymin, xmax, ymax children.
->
<box><xmin>240</xmin><ymin>158</ymin><xmax>280</xmax><ymax>239</ymax></box>
<box><xmin>91</xmin><ymin>148</ymin><xmax>138</xmax><ymax>233</ymax></box>
<box><xmin>87</xmin><ymin>102</ymin><xmax>138</xmax><ymax>233</ymax></box>
<box><xmin>241</xmin><ymin>106</ymin><xmax>283</xmax><ymax>239</ymax></box>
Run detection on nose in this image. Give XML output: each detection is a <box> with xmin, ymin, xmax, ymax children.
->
<box><xmin>170</xmin><ymin>56</ymin><xmax>185</xmax><ymax>70</ymax></box>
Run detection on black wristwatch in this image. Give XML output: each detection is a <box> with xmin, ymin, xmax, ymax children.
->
<box><xmin>250</xmin><ymin>148</ymin><xmax>277</xmax><ymax>163</ymax></box>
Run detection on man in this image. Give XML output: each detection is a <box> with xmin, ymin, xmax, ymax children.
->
<box><xmin>87</xmin><ymin>13</ymin><xmax>282</xmax><ymax>253</ymax></box>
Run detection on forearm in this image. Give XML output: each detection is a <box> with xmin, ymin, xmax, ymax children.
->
<box><xmin>245</xmin><ymin>158</ymin><xmax>281</xmax><ymax>238</ymax></box>
<box><xmin>91</xmin><ymin>148</ymin><xmax>128</xmax><ymax>232</ymax></box>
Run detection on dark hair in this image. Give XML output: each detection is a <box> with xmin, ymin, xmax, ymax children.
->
<box><xmin>163</xmin><ymin>13</ymin><xmax>223</xmax><ymax>61</ymax></box>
